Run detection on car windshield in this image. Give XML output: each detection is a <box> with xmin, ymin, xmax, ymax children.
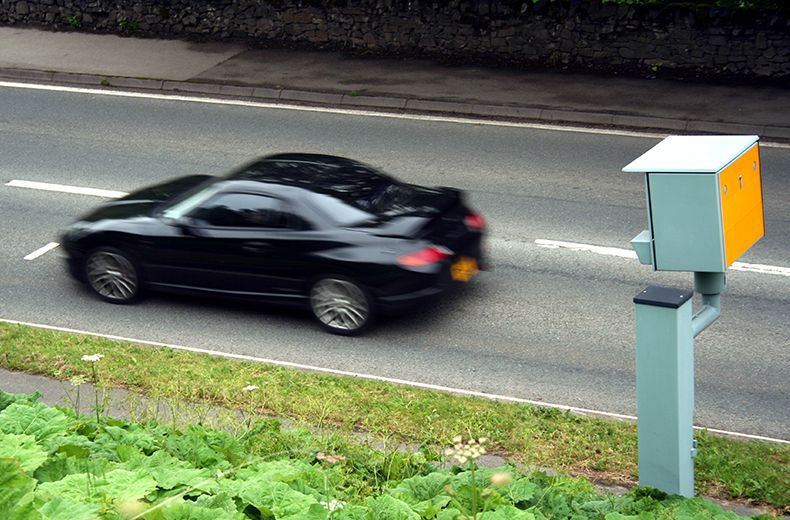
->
<box><xmin>159</xmin><ymin>179</ymin><xmax>224</xmax><ymax>219</ymax></box>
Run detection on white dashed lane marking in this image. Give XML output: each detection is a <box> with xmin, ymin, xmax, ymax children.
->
<box><xmin>535</xmin><ymin>239</ymin><xmax>790</xmax><ymax>277</ymax></box>
<box><xmin>6</xmin><ymin>179</ymin><xmax>126</xmax><ymax>198</ymax></box>
<box><xmin>24</xmin><ymin>242</ymin><xmax>60</xmax><ymax>260</ymax></box>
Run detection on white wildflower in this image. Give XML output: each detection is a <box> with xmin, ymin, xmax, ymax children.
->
<box><xmin>69</xmin><ymin>374</ymin><xmax>88</xmax><ymax>386</ymax></box>
<box><xmin>242</xmin><ymin>385</ymin><xmax>259</xmax><ymax>392</ymax></box>
<box><xmin>81</xmin><ymin>354</ymin><xmax>104</xmax><ymax>362</ymax></box>
<box><xmin>320</xmin><ymin>499</ymin><xmax>345</xmax><ymax>512</ymax></box>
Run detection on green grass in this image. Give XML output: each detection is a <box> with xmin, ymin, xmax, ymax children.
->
<box><xmin>0</xmin><ymin>321</ymin><xmax>787</xmax><ymax>512</ymax></box>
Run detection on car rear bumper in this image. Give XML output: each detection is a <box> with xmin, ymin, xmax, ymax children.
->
<box><xmin>376</xmin><ymin>251</ymin><xmax>482</xmax><ymax>315</ymax></box>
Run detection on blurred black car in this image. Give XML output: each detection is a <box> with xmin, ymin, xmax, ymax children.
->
<box><xmin>60</xmin><ymin>154</ymin><xmax>486</xmax><ymax>335</ymax></box>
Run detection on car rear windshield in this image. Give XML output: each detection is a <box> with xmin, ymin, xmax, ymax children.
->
<box><xmin>310</xmin><ymin>167</ymin><xmax>418</xmax><ymax>225</ymax></box>
<box><xmin>235</xmin><ymin>159</ymin><xmax>419</xmax><ymax>226</ymax></box>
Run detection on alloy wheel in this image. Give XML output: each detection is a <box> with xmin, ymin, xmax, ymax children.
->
<box><xmin>86</xmin><ymin>249</ymin><xmax>139</xmax><ymax>303</ymax></box>
<box><xmin>310</xmin><ymin>278</ymin><xmax>371</xmax><ymax>334</ymax></box>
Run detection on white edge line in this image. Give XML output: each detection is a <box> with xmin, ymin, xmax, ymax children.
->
<box><xmin>0</xmin><ymin>318</ymin><xmax>786</xmax><ymax>444</ymax></box>
<box><xmin>536</xmin><ymin>239</ymin><xmax>790</xmax><ymax>277</ymax></box>
<box><xmin>0</xmin><ymin>80</ymin><xmax>665</xmax><ymax>138</ymax></box>
<box><xmin>24</xmin><ymin>242</ymin><xmax>60</xmax><ymax>261</ymax></box>
<box><xmin>5</xmin><ymin>79</ymin><xmax>788</xmax><ymax>147</ymax></box>
<box><xmin>6</xmin><ymin>179</ymin><xmax>127</xmax><ymax>199</ymax></box>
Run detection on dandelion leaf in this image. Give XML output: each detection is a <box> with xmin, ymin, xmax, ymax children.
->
<box><xmin>0</xmin><ymin>433</ymin><xmax>48</xmax><ymax>473</ymax></box>
<box><xmin>0</xmin><ymin>458</ymin><xmax>41</xmax><ymax>520</ymax></box>
<box><xmin>0</xmin><ymin>402</ymin><xmax>74</xmax><ymax>442</ymax></box>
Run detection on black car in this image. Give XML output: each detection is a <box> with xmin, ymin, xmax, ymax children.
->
<box><xmin>60</xmin><ymin>154</ymin><xmax>486</xmax><ymax>335</ymax></box>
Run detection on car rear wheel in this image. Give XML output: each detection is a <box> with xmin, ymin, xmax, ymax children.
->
<box><xmin>310</xmin><ymin>277</ymin><xmax>373</xmax><ymax>335</ymax></box>
<box><xmin>85</xmin><ymin>247</ymin><xmax>141</xmax><ymax>304</ymax></box>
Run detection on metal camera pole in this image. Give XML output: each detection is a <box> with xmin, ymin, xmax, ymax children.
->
<box><xmin>624</xmin><ymin>135</ymin><xmax>764</xmax><ymax>497</ymax></box>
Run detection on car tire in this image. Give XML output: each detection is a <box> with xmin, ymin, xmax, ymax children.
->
<box><xmin>84</xmin><ymin>246</ymin><xmax>142</xmax><ymax>304</ymax></box>
<box><xmin>309</xmin><ymin>276</ymin><xmax>374</xmax><ymax>335</ymax></box>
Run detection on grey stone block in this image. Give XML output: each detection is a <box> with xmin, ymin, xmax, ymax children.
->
<box><xmin>405</xmin><ymin>99</ymin><xmax>475</xmax><ymax>115</ymax></box>
<box><xmin>219</xmin><ymin>85</ymin><xmax>254</xmax><ymax>97</ymax></box>
<box><xmin>162</xmin><ymin>81</ymin><xmax>222</xmax><ymax>94</ymax></box>
<box><xmin>252</xmin><ymin>87</ymin><xmax>282</xmax><ymax>100</ymax></box>
<box><xmin>540</xmin><ymin>109</ymin><xmax>614</xmax><ymax>126</ymax></box>
<box><xmin>109</xmin><ymin>77</ymin><xmax>165</xmax><ymax>90</ymax></box>
<box><xmin>340</xmin><ymin>94</ymin><xmax>407</xmax><ymax>109</ymax></box>
<box><xmin>612</xmin><ymin>114</ymin><xmax>688</xmax><ymax>131</ymax></box>
<box><xmin>280</xmin><ymin>89</ymin><xmax>344</xmax><ymax>105</ymax></box>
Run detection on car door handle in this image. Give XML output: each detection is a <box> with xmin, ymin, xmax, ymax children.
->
<box><xmin>241</xmin><ymin>240</ymin><xmax>271</xmax><ymax>252</ymax></box>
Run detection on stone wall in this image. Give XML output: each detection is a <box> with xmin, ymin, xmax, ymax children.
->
<box><xmin>1</xmin><ymin>0</ymin><xmax>788</xmax><ymax>80</ymax></box>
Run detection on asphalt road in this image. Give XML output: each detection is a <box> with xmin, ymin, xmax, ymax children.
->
<box><xmin>1</xmin><ymin>85</ymin><xmax>788</xmax><ymax>440</ymax></box>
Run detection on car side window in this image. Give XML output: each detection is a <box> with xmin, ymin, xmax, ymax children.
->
<box><xmin>191</xmin><ymin>193</ymin><xmax>310</xmax><ymax>230</ymax></box>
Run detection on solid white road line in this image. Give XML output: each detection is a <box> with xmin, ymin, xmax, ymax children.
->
<box><xmin>0</xmin><ymin>318</ymin><xmax>786</xmax><ymax>444</ymax></box>
<box><xmin>24</xmin><ymin>242</ymin><xmax>60</xmax><ymax>260</ymax></box>
<box><xmin>6</xmin><ymin>179</ymin><xmax>127</xmax><ymax>198</ymax></box>
<box><xmin>535</xmin><ymin>239</ymin><xmax>790</xmax><ymax>277</ymax></box>
<box><xmin>3</xmin><ymin>79</ymin><xmax>789</xmax><ymax>148</ymax></box>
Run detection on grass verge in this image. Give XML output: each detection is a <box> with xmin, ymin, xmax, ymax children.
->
<box><xmin>0</xmin><ymin>321</ymin><xmax>787</xmax><ymax>512</ymax></box>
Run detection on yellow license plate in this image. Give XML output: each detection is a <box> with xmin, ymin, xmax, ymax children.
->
<box><xmin>451</xmin><ymin>256</ymin><xmax>479</xmax><ymax>282</ymax></box>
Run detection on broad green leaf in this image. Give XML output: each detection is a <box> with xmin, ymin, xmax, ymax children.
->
<box><xmin>478</xmin><ymin>506</ymin><xmax>537</xmax><ymax>519</ymax></box>
<box><xmin>333</xmin><ymin>504</ymin><xmax>369</xmax><ymax>519</ymax></box>
<box><xmin>124</xmin><ymin>450</ymin><xmax>212</xmax><ymax>490</ymax></box>
<box><xmin>0</xmin><ymin>390</ymin><xmax>41</xmax><ymax>412</ymax></box>
<box><xmin>38</xmin><ymin>497</ymin><xmax>100</xmax><ymax>520</ymax></box>
<box><xmin>0</xmin><ymin>402</ymin><xmax>74</xmax><ymax>442</ymax></box>
<box><xmin>410</xmin><ymin>495</ymin><xmax>452</xmax><ymax>517</ymax></box>
<box><xmin>604</xmin><ymin>513</ymin><xmax>645</xmax><ymax>520</ymax></box>
<box><xmin>236</xmin><ymin>459</ymin><xmax>326</xmax><ymax>496</ymax></box>
<box><xmin>0</xmin><ymin>458</ymin><xmax>41</xmax><ymax>520</ymax></box>
<box><xmin>41</xmin><ymin>431</ymin><xmax>95</xmax><ymax>456</ymax></box>
<box><xmin>93</xmin><ymin>425</ymin><xmax>159</xmax><ymax>456</ymax></box>
<box><xmin>34</xmin><ymin>452</ymin><xmax>113</xmax><ymax>484</ymax></box>
<box><xmin>226</xmin><ymin>478</ymin><xmax>319</xmax><ymax>517</ymax></box>
<box><xmin>280</xmin><ymin>502</ymin><xmax>329</xmax><ymax>520</ymax></box>
<box><xmin>194</xmin><ymin>492</ymin><xmax>238</xmax><ymax>513</ymax></box>
<box><xmin>0</xmin><ymin>433</ymin><xmax>48</xmax><ymax>473</ymax></box>
<box><xmin>157</xmin><ymin>499</ymin><xmax>247</xmax><ymax>520</ymax></box>
<box><xmin>364</xmin><ymin>495</ymin><xmax>420</xmax><ymax>520</ymax></box>
<box><xmin>505</xmin><ymin>478</ymin><xmax>539</xmax><ymax>503</ymax></box>
<box><xmin>389</xmin><ymin>472</ymin><xmax>451</xmax><ymax>502</ymax></box>
<box><xmin>42</xmin><ymin>432</ymin><xmax>96</xmax><ymax>455</ymax></box>
<box><xmin>436</xmin><ymin>507</ymin><xmax>463</xmax><ymax>520</ymax></box>
<box><xmin>37</xmin><ymin>468</ymin><xmax>157</xmax><ymax>504</ymax></box>
<box><xmin>163</xmin><ymin>427</ymin><xmax>240</xmax><ymax>469</ymax></box>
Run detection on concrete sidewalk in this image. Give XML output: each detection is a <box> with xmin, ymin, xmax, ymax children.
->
<box><xmin>1</xmin><ymin>26</ymin><xmax>789</xmax><ymax>141</ymax></box>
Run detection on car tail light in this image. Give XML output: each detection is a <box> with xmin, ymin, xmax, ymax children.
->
<box><xmin>464</xmin><ymin>213</ymin><xmax>486</xmax><ymax>231</ymax></box>
<box><xmin>397</xmin><ymin>246</ymin><xmax>453</xmax><ymax>267</ymax></box>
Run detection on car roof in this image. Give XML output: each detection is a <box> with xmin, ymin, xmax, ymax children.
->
<box><xmin>229</xmin><ymin>154</ymin><xmax>388</xmax><ymax>187</ymax></box>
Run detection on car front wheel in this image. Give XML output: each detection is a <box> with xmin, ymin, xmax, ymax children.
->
<box><xmin>310</xmin><ymin>277</ymin><xmax>373</xmax><ymax>335</ymax></box>
<box><xmin>84</xmin><ymin>247</ymin><xmax>141</xmax><ymax>304</ymax></box>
